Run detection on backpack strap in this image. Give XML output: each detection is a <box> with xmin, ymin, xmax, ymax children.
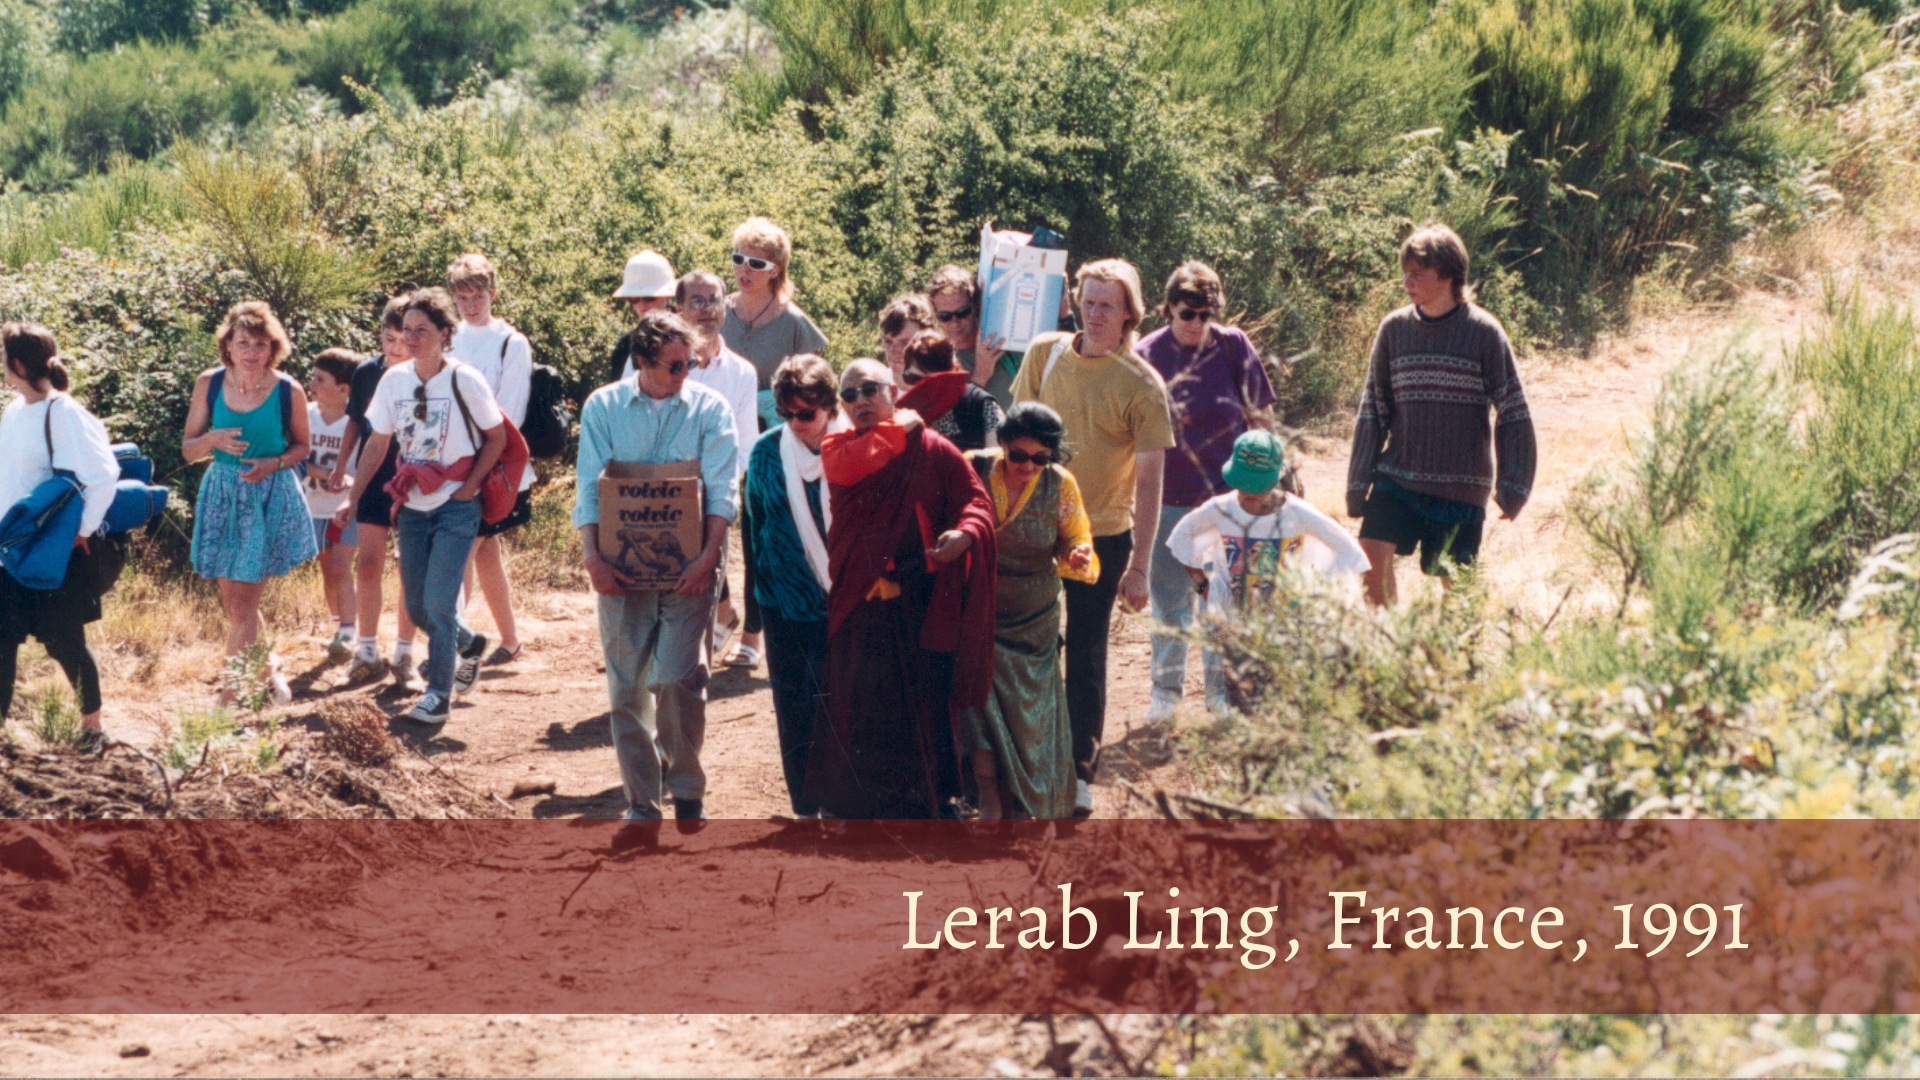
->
<box><xmin>277</xmin><ymin>372</ymin><xmax>295</xmax><ymax>433</ymax></box>
<box><xmin>446</xmin><ymin>362</ymin><xmax>483</xmax><ymax>447</ymax></box>
<box><xmin>43</xmin><ymin>393</ymin><xmax>56</xmax><ymax>470</ymax></box>
<box><xmin>208</xmin><ymin>367</ymin><xmax>226</xmax><ymax>413</ymax></box>
<box><xmin>1039</xmin><ymin>335</ymin><xmax>1070</xmax><ymax>396</ymax></box>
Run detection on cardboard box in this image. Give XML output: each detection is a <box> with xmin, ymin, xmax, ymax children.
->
<box><xmin>977</xmin><ymin>223</ymin><xmax>1068</xmax><ymax>354</ymax></box>
<box><xmin>597</xmin><ymin>460</ymin><xmax>704</xmax><ymax>590</ymax></box>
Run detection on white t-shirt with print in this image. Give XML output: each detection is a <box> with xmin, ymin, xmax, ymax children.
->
<box><xmin>304</xmin><ymin>404</ymin><xmax>356</xmax><ymax>519</ymax></box>
<box><xmin>1166</xmin><ymin>492</ymin><xmax>1369</xmax><ymax>616</ymax></box>
<box><xmin>451</xmin><ymin>317</ymin><xmax>535</xmax><ymax>493</ymax></box>
<box><xmin>367</xmin><ymin>360</ymin><xmax>505</xmax><ymax>513</ymax></box>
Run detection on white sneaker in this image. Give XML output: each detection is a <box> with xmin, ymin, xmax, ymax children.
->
<box><xmin>327</xmin><ymin>630</ymin><xmax>354</xmax><ymax>665</ymax></box>
<box><xmin>1146</xmin><ymin>687</ymin><xmax>1180</xmax><ymax>724</ymax></box>
<box><xmin>268</xmin><ymin>655</ymin><xmax>293</xmax><ymax>705</ymax></box>
<box><xmin>1073</xmin><ymin>779</ymin><xmax>1093</xmax><ymax>819</ymax></box>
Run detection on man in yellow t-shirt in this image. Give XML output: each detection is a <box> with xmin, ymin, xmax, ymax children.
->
<box><xmin>1012</xmin><ymin>258</ymin><xmax>1175</xmax><ymax>817</ymax></box>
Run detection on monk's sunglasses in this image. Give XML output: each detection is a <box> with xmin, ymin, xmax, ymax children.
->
<box><xmin>1005</xmin><ymin>448</ymin><xmax>1053</xmax><ymax>467</ymax></box>
<box><xmin>731</xmin><ymin>252</ymin><xmax>776</xmax><ymax>272</ymax></box>
<box><xmin>935</xmin><ymin>305</ymin><xmax>974</xmax><ymax>323</ymax></box>
<box><xmin>839</xmin><ymin>381</ymin><xmax>889</xmax><ymax>403</ymax></box>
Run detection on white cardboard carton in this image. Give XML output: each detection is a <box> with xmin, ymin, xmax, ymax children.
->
<box><xmin>976</xmin><ymin>223</ymin><xmax>1067</xmax><ymax>354</ymax></box>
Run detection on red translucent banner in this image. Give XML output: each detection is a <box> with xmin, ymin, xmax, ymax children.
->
<box><xmin>1</xmin><ymin>819</ymin><xmax>1915</xmax><ymax>1014</ymax></box>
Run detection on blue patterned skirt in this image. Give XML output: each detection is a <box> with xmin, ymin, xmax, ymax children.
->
<box><xmin>191</xmin><ymin>462</ymin><xmax>319</xmax><ymax>583</ymax></box>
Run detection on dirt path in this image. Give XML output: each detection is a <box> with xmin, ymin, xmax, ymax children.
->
<box><xmin>6</xmin><ymin>284</ymin><xmax>1869</xmax><ymax>1078</ymax></box>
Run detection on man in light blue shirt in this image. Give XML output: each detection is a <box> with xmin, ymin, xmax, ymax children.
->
<box><xmin>575</xmin><ymin>311</ymin><xmax>738</xmax><ymax>849</ymax></box>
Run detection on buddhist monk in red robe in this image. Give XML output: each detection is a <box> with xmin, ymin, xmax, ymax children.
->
<box><xmin>805</xmin><ymin>359</ymin><xmax>998</xmax><ymax>818</ymax></box>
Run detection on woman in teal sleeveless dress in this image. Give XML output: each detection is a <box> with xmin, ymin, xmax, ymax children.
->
<box><xmin>961</xmin><ymin>404</ymin><xmax>1097</xmax><ymax>820</ymax></box>
<box><xmin>182</xmin><ymin>302</ymin><xmax>317</xmax><ymax>701</ymax></box>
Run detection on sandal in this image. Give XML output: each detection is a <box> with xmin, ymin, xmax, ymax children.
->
<box><xmin>484</xmin><ymin>644</ymin><xmax>524</xmax><ymax>666</ymax></box>
<box><xmin>723</xmin><ymin>643</ymin><xmax>761</xmax><ymax>669</ymax></box>
<box><xmin>710</xmin><ymin>614</ymin><xmax>740</xmax><ymax>659</ymax></box>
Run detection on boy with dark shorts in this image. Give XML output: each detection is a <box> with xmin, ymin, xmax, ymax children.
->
<box><xmin>1345</xmin><ymin>224</ymin><xmax>1537</xmax><ymax>605</ymax></box>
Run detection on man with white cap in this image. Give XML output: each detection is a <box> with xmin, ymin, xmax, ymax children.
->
<box><xmin>607</xmin><ymin>250</ymin><xmax>678</xmax><ymax>383</ymax></box>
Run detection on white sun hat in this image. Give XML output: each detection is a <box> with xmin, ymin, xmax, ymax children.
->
<box><xmin>611</xmin><ymin>249</ymin><xmax>676</xmax><ymax>299</ymax></box>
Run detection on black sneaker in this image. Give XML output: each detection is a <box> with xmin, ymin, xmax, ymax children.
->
<box><xmin>673</xmin><ymin>798</ymin><xmax>707</xmax><ymax>834</ymax></box>
<box><xmin>453</xmin><ymin>633</ymin><xmax>488</xmax><ymax>697</ymax></box>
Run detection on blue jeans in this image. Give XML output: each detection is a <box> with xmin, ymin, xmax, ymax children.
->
<box><xmin>1148</xmin><ymin>504</ymin><xmax>1224</xmax><ymax>707</ymax></box>
<box><xmin>395</xmin><ymin>497</ymin><xmax>481</xmax><ymax>697</ymax></box>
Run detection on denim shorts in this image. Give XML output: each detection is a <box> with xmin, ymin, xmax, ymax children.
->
<box><xmin>312</xmin><ymin>516</ymin><xmax>360</xmax><ymax>553</ymax></box>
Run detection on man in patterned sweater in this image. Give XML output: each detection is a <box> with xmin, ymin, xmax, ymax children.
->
<box><xmin>1345</xmin><ymin>224</ymin><xmax>1537</xmax><ymax>606</ymax></box>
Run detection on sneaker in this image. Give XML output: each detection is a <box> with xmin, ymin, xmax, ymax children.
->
<box><xmin>405</xmin><ymin>691</ymin><xmax>450</xmax><ymax>727</ymax></box>
<box><xmin>1073</xmin><ymin>779</ymin><xmax>1093</xmax><ymax>819</ymax></box>
<box><xmin>327</xmin><ymin>632</ymin><xmax>354</xmax><ymax>666</ymax></box>
<box><xmin>453</xmin><ymin>633</ymin><xmax>488</xmax><ymax>697</ymax></box>
<box><xmin>1146</xmin><ymin>687</ymin><xmax>1180</xmax><ymax>724</ymax></box>
<box><xmin>268</xmin><ymin>656</ymin><xmax>293</xmax><ymax>706</ymax></box>
<box><xmin>345</xmin><ymin>654</ymin><xmax>387</xmax><ymax>684</ymax></box>
<box><xmin>74</xmin><ymin>727</ymin><xmax>110</xmax><ymax>755</ymax></box>
<box><xmin>673</xmin><ymin>797</ymin><xmax>707</xmax><ymax>835</ymax></box>
<box><xmin>391</xmin><ymin>653</ymin><xmax>416</xmax><ymax>689</ymax></box>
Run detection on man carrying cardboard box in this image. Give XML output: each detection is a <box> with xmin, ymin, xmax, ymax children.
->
<box><xmin>574</xmin><ymin>311</ymin><xmax>739</xmax><ymax>850</ymax></box>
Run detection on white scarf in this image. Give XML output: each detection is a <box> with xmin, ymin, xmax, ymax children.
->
<box><xmin>780</xmin><ymin>417</ymin><xmax>844</xmax><ymax>592</ymax></box>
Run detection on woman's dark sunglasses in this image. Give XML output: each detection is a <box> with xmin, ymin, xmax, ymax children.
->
<box><xmin>412</xmin><ymin>383</ymin><xmax>428</xmax><ymax>421</ymax></box>
<box><xmin>777</xmin><ymin>406</ymin><xmax>822</xmax><ymax>423</ymax></box>
<box><xmin>839</xmin><ymin>381</ymin><xmax>888</xmax><ymax>403</ymax></box>
<box><xmin>1174</xmin><ymin>307</ymin><xmax>1213</xmax><ymax>322</ymax></box>
<box><xmin>935</xmin><ymin>305</ymin><xmax>974</xmax><ymax>323</ymax></box>
<box><xmin>1005</xmin><ymin>448</ymin><xmax>1052</xmax><ymax>466</ymax></box>
<box><xmin>731</xmin><ymin>252</ymin><xmax>776</xmax><ymax>272</ymax></box>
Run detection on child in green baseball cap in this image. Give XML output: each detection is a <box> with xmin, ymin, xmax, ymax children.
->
<box><xmin>1166</xmin><ymin>430</ymin><xmax>1368</xmax><ymax>616</ymax></box>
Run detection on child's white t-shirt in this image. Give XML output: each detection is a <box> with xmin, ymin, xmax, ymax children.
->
<box><xmin>367</xmin><ymin>361</ymin><xmax>504</xmax><ymax>513</ymax></box>
<box><xmin>304</xmin><ymin>404</ymin><xmax>355</xmax><ymax>520</ymax></box>
<box><xmin>1165</xmin><ymin>492</ymin><xmax>1369</xmax><ymax>615</ymax></box>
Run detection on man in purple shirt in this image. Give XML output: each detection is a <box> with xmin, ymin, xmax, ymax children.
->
<box><xmin>1139</xmin><ymin>262</ymin><xmax>1276</xmax><ymax>721</ymax></box>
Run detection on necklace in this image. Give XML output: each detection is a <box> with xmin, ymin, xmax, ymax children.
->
<box><xmin>736</xmin><ymin>292</ymin><xmax>778</xmax><ymax>329</ymax></box>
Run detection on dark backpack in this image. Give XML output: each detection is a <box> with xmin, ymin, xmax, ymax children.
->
<box><xmin>514</xmin><ymin>335</ymin><xmax>571</xmax><ymax>459</ymax></box>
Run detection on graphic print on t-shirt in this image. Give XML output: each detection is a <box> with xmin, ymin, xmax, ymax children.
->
<box><xmin>393</xmin><ymin>396</ymin><xmax>454</xmax><ymax>465</ymax></box>
<box><xmin>1220</xmin><ymin>533</ymin><xmax>1304</xmax><ymax>608</ymax></box>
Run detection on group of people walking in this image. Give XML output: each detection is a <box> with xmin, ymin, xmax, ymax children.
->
<box><xmin>0</xmin><ymin>216</ymin><xmax>1535</xmax><ymax>839</ymax></box>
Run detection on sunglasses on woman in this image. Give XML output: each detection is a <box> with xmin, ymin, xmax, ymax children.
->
<box><xmin>1173</xmin><ymin>307</ymin><xmax>1214</xmax><ymax>322</ymax></box>
<box><xmin>777</xmin><ymin>406</ymin><xmax>822</xmax><ymax>423</ymax></box>
<box><xmin>731</xmin><ymin>252</ymin><xmax>776</xmax><ymax>272</ymax></box>
<box><xmin>935</xmin><ymin>305</ymin><xmax>974</xmax><ymax>323</ymax></box>
<box><xmin>1005</xmin><ymin>448</ymin><xmax>1052</xmax><ymax>466</ymax></box>
<box><xmin>412</xmin><ymin>383</ymin><xmax>428</xmax><ymax>421</ymax></box>
<box><xmin>839</xmin><ymin>380</ymin><xmax>889</xmax><ymax>403</ymax></box>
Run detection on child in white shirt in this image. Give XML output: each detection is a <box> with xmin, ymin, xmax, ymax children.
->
<box><xmin>1166</xmin><ymin>430</ymin><xmax>1369</xmax><ymax>710</ymax></box>
<box><xmin>305</xmin><ymin>350</ymin><xmax>362</xmax><ymax>663</ymax></box>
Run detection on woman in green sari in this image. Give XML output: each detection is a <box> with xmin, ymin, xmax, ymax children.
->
<box><xmin>963</xmin><ymin>404</ymin><xmax>1097</xmax><ymax>819</ymax></box>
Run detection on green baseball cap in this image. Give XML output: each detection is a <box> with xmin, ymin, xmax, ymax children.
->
<box><xmin>1222</xmin><ymin>430</ymin><xmax>1285</xmax><ymax>495</ymax></box>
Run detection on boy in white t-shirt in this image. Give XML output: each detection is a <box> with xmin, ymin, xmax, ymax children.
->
<box><xmin>305</xmin><ymin>350</ymin><xmax>362</xmax><ymax>664</ymax></box>
<box><xmin>1165</xmin><ymin>430</ymin><xmax>1369</xmax><ymax>710</ymax></box>
<box><xmin>447</xmin><ymin>252</ymin><xmax>532</xmax><ymax>668</ymax></box>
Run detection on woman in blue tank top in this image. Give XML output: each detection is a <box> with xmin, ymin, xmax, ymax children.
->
<box><xmin>181</xmin><ymin>301</ymin><xmax>318</xmax><ymax>704</ymax></box>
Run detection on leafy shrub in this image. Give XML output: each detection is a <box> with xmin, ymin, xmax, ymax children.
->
<box><xmin>0</xmin><ymin>160</ymin><xmax>190</xmax><ymax>267</ymax></box>
<box><xmin>0</xmin><ymin>0</ymin><xmax>53</xmax><ymax>111</ymax></box>
<box><xmin>295</xmin><ymin>0</ymin><xmax>563</xmax><ymax>112</ymax></box>
<box><xmin>0</xmin><ymin>39</ymin><xmax>293</xmax><ymax>186</ymax></box>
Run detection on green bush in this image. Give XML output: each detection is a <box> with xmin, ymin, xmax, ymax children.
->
<box><xmin>0</xmin><ymin>39</ymin><xmax>293</xmax><ymax>185</ymax></box>
<box><xmin>296</xmin><ymin>0</ymin><xmax>563</xmax><ymax>112</ymax></box>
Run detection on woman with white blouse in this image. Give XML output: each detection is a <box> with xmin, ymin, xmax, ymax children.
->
<box><xmin>0</xmin><ymin>322</ymin><xmax>121</xmax><ymax>750</ymax></box>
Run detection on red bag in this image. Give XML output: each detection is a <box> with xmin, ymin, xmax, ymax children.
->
<box><xmin>448</xmin><ymin>364</ymin><xmax>531</xmax><ymax>525</ymax></box>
